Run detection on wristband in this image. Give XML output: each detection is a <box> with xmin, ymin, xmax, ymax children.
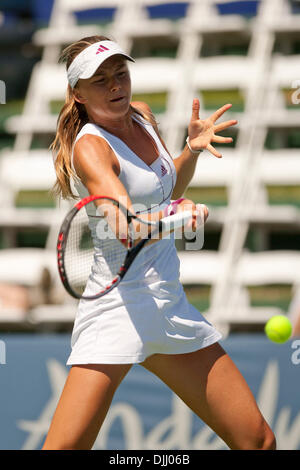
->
<box><xmin>163</xmin><ymin>198</ymin><xmax>185</xmax><ymax>217</ymax></box>
<box><xmin>186</xmin><ymin>136</ymin><xmax>204</xmax><ymax>154</ymax></box>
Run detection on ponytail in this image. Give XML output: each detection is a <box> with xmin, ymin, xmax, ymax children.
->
<box><xmin>51</xmin><ymin>35</ymin><xmax>110</xmax><ymax>200</ymax></box>
<box><xmin>51</xmin><ymin>85</ymin><xmax>87</xmax><ymax>199</ymax></box>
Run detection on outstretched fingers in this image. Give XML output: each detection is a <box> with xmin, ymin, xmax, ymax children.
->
<box><xmin>191</xmin><ymin>98</ymin><xmax>200</xmax><ymax>122</ymax></box>
<box><xmin>212</xmin><ymin>135</ymin><xmax>233</xmax><ymax>144</ymax></box>
<box><xmin>214</xmin><ymin>119</ymin><xmax>238</xmax><ymax>133</ymax></box>
<box><xmin>210</xmin><ymin>103</ymin><xmax>232</xmax><ymax>123</ymax></box>
<box><xmin>207</xmin><ymin>143</ymin><xmax>222</xmax><ymax>158</ymax></box>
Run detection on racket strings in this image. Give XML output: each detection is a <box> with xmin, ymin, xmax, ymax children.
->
<box><xmin>64</xmin><ymin>204</ymin><xmax>129</xmax><ymax>296</ymax></box>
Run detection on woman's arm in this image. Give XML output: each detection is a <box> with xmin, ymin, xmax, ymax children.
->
<box><xmin>73</xmin><ymin>134</ymin><xmax>202</xmax><ymax>244</ymax></box>
<box><xmin>73</xmin><ymin>133</ymin><xmax>206</xmax><ymax>244</ymax></box>
<box><xmin>172</xmin><ymin>99</ymin><xmax>237</xmax><ymax>198</ymax></box>
<box><xmin>172</xmin><ymin>145</ymin><xmax>201</xmax><ymax>199</ymax></box>
<box><xmin>131</xmin><ymin>101</ymin><xmax>194</xmax><ymax>198</ymax></box>
<box><xmin>132</xmin><ymin>99</ymin><xmax>237</xmax><ymax>199</ymax></box>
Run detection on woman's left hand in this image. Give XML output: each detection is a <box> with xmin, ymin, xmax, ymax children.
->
<box><xmin>187</xmin><ymin>98</ymin><xmax>238</xmax><ymax>158</ymax></box>
<box><xmin>176</xmin><ymin>199</ymin><xmax>209</xmax><ymax>231</ymax></box>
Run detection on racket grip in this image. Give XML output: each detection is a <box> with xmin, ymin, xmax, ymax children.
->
<box><xmin>160</xmin><ymin>210</ymin><xmax>192</xmax><ymax>231</ymax></box>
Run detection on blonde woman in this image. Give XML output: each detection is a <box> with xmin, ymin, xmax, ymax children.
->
<box><xmin>43</xmin><ymin>36</ymin><xmax>276</xmax><ymax>450</ymax></box>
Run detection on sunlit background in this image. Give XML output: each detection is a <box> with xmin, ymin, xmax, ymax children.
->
<box><xmin>0</xmin><ymin>0</ymin><xmax>300</xmax><ymax>451</ymax></box>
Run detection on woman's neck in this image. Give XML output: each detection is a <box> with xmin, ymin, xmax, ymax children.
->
<box><xmin>88</xmin><ymin>109</ymin><xmax>135</xmax><ymax>135</ymax></box>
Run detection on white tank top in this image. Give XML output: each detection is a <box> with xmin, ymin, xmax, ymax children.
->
<box><xmin>70</xmin><ymin>114</ymin><xmax>179</xmax><ymax>287</ymax></box>
<box><xmin>71</xmin><ymin>113</ymin><xmax>177</xmax><ymax>214</ymax></box>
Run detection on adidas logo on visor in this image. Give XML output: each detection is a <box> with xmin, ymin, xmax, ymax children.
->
<box><xmin>96</xmin><ymin>45</ymin><xmax>109</xmax><ymax>54</ymax></box>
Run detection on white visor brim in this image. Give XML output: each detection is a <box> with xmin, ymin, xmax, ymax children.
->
<box><xmin>67</xmin><ymin>40</ymin><xmax>134</xmax><ymax>88</ymax></box>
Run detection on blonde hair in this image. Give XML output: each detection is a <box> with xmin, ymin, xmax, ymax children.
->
<box><xmin>51</xmin><ymin>35</ymin><xmax>151</xmax><ymax>200</ymax></box>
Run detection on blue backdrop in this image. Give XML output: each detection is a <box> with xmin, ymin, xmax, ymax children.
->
<box><xmin>0</xmin><ymin>333</ymin><xmax>299</xmax><ymax>450</ymax></box>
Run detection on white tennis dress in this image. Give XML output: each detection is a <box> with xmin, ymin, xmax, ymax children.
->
<box><xmin>66</xmin><ymin>114</ymin><xmax>221</xmax><ymax>365</ymax></box>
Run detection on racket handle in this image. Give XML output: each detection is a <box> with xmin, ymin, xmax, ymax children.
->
<box><xmin>160</xmin><ymin>210</ymin><xmax>192</xmax><ymax>231</ymax></box>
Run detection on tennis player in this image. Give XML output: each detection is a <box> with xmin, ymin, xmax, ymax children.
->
<box><xmin>42</xmin><ymin>36</ymin><xmax>276</xmax><ymax>450</ymax></box>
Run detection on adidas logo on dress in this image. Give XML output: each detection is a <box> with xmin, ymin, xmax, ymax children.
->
<box><xmin>161</xmin><ymin>164</ymin><xmax>167</xmax><ymax>176</ymax></box>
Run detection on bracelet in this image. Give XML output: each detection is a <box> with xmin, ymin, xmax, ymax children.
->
<box><xmin>163</xmin><ymin>198</ymin><xmax>185</xmax><ymax>217</ymax></box>
<box><xmin>186</xmin><ymin>136</ymin><xmax>204</xmax><ymax>154</ymax></box>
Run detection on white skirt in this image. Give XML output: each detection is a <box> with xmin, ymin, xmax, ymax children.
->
<box><xmin>67</xmin><ymin>239</ymin><xmax>222</xmax><ymax>365</ymax></box>
<box><xmin>66</xmin><ymin>276</ymin><xmax>222</xmax><ymax>365</ymax></box>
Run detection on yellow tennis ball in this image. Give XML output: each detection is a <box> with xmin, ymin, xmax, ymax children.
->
<box><xmin>264</xmin><ymin>315</ymin><xmax>292</xmax><ymax>343</ymax></box>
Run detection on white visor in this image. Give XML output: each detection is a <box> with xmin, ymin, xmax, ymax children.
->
<box><xmin>67</xmin><ymin>40</ymin><xmax>134</xmax><ymax>88</ymax></box>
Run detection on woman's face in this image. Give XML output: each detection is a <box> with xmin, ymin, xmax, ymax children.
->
<box><xmin>74</xmin><ymin>55</ymin><xmax>132</xmax><ymax>122</ymax></box>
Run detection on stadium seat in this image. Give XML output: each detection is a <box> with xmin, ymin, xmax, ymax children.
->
<box><xmin>4</xmin><ymin>63</ymin><xmax>67</xmax><ymax>150</ymax></box>
<box><xmin>229</xmin><ymin>250</ymin><xmax>300</xmax><ymax>322</ymax></box>
<box><xmin>110</xmin><ymin>0</ymin><xmax>184</xmax><ymax>49</ymax></box>
<box><xmin>0</xmin><ymin>150</ymin><xmax>57</xmax><ymax>207</ymax></box>
<box><xmin>0</xmin><ymin>248</ymin><xmax>57</xmax><ymax>286</ymax></box>
<box><xmin>259</xmin><ymin>0</ymin><xmax>300</xmax><ymax>31</ymax></box>
<box><xmin>262</xmin><ymin>55</ymin><xmax>300</xmax><ymax>127</ymax></box>
<box><xmin>181</xmin><ymin>0</ymin><xmax>250</xmax><ymax>34</ymax></box>
<box><xmin>178</xmin><ymin>250</ymin><xmax>224</xmax><ymax>285</ymax></box>
<box><xmin>0</xmin><ymin>150</ymin><xmax>70</xmax><ymax>270</ymax></box>
<box><xmin>33</xmin><ymin>0</ymin><xmax>126</xmax><ymax>59</ymax></box>
<box><xmin>129</xmin><ymin>58</ymin><xmax>187</xmax><ymax>151</ymax></box>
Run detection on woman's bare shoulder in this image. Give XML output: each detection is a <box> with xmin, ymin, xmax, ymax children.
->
<box><xmin>73</xmin><ymin>133</ymin><xmax>120</xmax><ymax>177</ymax></box>
<box><xmin>131</xmin><ymin>101</ymin><xmax>152</xmax><ymax>113</ymax></box>
<box><xmin>131</xmin><ymin>101</ymin><xmax>158</xmax><ymax>128</ymax></box>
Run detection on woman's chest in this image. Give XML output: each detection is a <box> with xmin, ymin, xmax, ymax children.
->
<box><xmin>119</xmin><ymin>122</ymin><xmax>160</xmax><ymax>167</ymax></box>
<box><xmin>119</xmin><ymin>153</ymin><xmax>176</xmax><ymax>213</ymax></box>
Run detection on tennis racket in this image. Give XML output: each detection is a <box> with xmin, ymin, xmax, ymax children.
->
<box><xmin>57</xmin><ymin>195</ymin><xmax>192</xmax><ymax>300</ymax></box>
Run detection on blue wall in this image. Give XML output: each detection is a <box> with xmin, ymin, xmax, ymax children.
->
<box><xmin>0</xmin><ymin>333</ymin><xmax>299</xmax><ymax>450</ymax></box>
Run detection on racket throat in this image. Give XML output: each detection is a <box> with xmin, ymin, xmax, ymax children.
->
<box><xmin>119</xmin><ymin>240</ymin><xmax>148</xmax><ymax>278</ymax></box>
